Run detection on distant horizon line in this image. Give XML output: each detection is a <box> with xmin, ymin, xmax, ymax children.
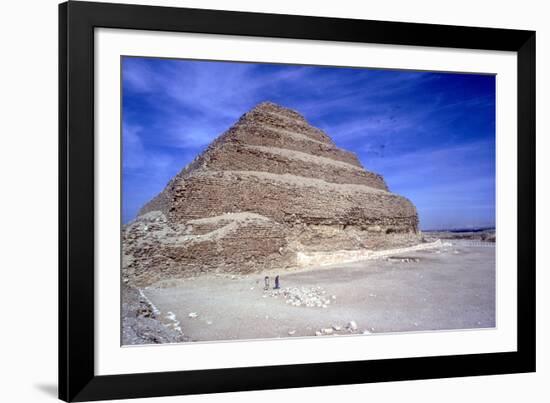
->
<box><xmin>421</xmin><ymin>226</ymin><xmax>495</xmax><ymax>233</ymax></box>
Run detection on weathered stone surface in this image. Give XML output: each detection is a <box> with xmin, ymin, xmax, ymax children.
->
<box><xmin>121</xmin><ymin>285</ymin><xmax>187</xmax><ymax>345</ymax></box>
<box><xmin>123</xmin><ymin>102</ymin><xmax>420</xmax><ymax>286</ymax></box>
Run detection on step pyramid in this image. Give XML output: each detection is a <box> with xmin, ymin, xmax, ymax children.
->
<box><xmin>123</xmin><ymin>102</ymin><xmax>420</xmax><ymax>286</ymax></box>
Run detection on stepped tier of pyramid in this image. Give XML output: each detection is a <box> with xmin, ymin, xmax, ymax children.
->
<box><xmin>123</xmin><ymin>102</ymin><xmax>420</xmax><ymax>286</ymax></box>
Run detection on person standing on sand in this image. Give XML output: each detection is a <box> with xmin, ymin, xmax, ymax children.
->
<box><xmin>264</xmin><ymin>276</ymin><xmax>270</xmax><ymax>290</ymax></box>
<box><xmin>274</xmin><ymin>275</ymin><xmax>280</xmax><ymax>290</ymax></box>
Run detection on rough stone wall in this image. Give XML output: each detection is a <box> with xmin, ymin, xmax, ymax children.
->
<box><xmin>221</xmin><ymin>118</ymin><xmax>363</xmax><ymax>167</ymax></box>
<box><xmin>127</xmin><ymin>101</ymin><xmax>421</xmax><ymax>286</ymax></box>
<box><xmin>201</xmin><ymin>144</ymin><xmax>388</xmax><ymax>189</ymax></box>
<box><xmin>164</xmin><ymin>171</ymin><xmax>416</xmax><ymax>228</ymax></box>
<box><xmin>226</xmin><ymin>124</ymin><xmax>364</xmax><ymax>167</ymax></box>
<box><xmin>123</xmin><ymin>211</ymin><xmax>292</xmax><ymax>286</ymax></box>
<box><xmin>238</xmin><ymin>105</ymin><xmax>334</xmax><ymax>144</ymax></box>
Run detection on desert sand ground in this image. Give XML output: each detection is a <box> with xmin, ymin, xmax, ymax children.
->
<box><xmin>131</xmin><ymin>240</ymin><xmax>495</xmax><ymax>343</ymax></box>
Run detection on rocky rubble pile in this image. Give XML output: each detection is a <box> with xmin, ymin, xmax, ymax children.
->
<box><xmin>265</xmin><ymin>286</ymin><xmax>335</xmax><ymax>308</ymax></box>
<box><xmin>121</xmin><ymin>285</ymin><xmax>188</xmax><ymax>345</ymax></box>
<box><xmin>314</xmin><ymin>321</ymin><xmax>364</xmax><ymax>336</ymax></box>
<box><xmin>386</xmin><ymin>256</ymin><xmax>420</xmax><ymax>263</ymax></box>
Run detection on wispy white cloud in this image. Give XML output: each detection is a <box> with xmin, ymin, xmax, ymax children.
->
<box><xmin>122</xmin><ymin>123</ymin><xmax>146</xmax><ymax>169</ymax></box>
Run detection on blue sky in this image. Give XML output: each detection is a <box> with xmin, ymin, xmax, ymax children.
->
<box><xmin>122</xmin><ymin>57</ymin><xmax>495</xmax><ymax>230</ymax></box>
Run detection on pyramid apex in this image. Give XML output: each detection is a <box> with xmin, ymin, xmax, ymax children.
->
<box><xmin>249</xmin><ymin>101</ymin><xmax>305</xmax><ymax>120</ymax></box>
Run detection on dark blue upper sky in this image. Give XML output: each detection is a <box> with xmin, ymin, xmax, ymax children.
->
<box><xmin>122</xmin><ymin>57</ymin><xmax>495</xmax><ymax>230</ymax></box>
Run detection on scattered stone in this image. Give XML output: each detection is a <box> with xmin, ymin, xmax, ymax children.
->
<box><xmin>387</xmin><ymin>256</ymin><xmax>420</xmax><ymax>263</ymax></box>
<box><xmin>188</xmin><ymin>312</ymin><xmax>198</xmax><ymax>318</ymax></box>
<box><xmin>332</xmin><ymin>325</ymin><xmax>342</xmax><ymax>331</ymax></box>
<box><xmin>315</xmin><ymin>331</ymin><xmax>322</xmax><ymax>336</ymax></box>
<box><xmin>288</xmin><ymin>330</ymin><xmax>296</xmax><ymax>336</ymax></box>
<box><xmin>321</xmin><ymin>328</ymin><xmax>334</xmax><ymax>335</ymax></box>
<box><xmin>265</xmin><ymin>286</ymin><xmax>332</xmax><ymax>308</ymax></box>
<box><xmin>121</xmin><ymin>285</ymin><xmax>188</xmax><ymax>345</ymax></box>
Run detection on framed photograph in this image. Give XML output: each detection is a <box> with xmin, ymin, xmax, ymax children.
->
<box><xmin>59</xmin><ymin>1</ymin><xmax>535</xmax><ymax>401</ymax></box>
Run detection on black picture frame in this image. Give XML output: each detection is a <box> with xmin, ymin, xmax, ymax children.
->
<box><xmin>59</xmin><ymin>1</ymin><xmax>536</xmax><ymax>401</ymax></box>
